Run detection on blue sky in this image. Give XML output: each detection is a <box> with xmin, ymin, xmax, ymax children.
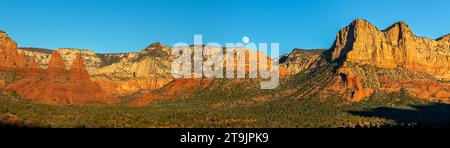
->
<box><xmin>1</xmin><ymin>0</ymin><xmax>450</xmax><ymax>54</ymax></box>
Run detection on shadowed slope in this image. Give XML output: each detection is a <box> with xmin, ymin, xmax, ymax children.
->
<box><xmin>350</xmin><ymin>103</ymin><xmax>450</xmax><ymax>127</ymax></box>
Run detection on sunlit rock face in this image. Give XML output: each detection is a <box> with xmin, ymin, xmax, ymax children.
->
<box><xmin>327</xmin><ymin>19</ymin><xmax>450</xmax><ymax>80</ymax></box>
<box><xmin>321</xmin><ymin>19</ymin><xmax>450</xmax><ymax>103</ymax></box>
<box><xmin>0</xmin><ymin>31</ymin><xmax>22</xmax><ymax>70</ymax></box>
<box><xmin>280</xmin><ymin>48</ymin><xmax>325</xmax><ymax>75</ymax></box>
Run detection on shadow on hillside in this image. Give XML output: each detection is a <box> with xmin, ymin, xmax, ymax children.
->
<box><xmin>0</xmin><ymin>122</ymin><xmax>41</xmax><ymax>128</ymax></box>
<box><xmin>349</xmin><ymin>103</ymin><xmax>450</xmax><ymax>128</ymax></box>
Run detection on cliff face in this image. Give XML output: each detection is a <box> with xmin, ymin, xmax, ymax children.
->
<box><xmin>93</xmin><ymin>42</ymin><xmax>173</xmax><ymax>79</ymax></box>
<box><xmin>280</xmin><ymin>49</ymin><xmax>325</xmax><ymax>75</ymax></box>
<box><xmin>327</xmin><ymin>19</ymin><xmax>450</xmax><ymax>80</ymax></box>
<box><xmin>91</xmin><ymin>43</ymin><xmax>174</xmax><ymax>95</ymax></box>
<box><xmin>0</xmin><ymin>32</ymin><xmax>44</xmax><ymax>80</ymax></box>
<box><xmin>0</xmin><ymin>32</ymin><xmax>21</xmax><ymax>70</ymax></box>
<box><xmin>58</xmin><ymin>48</ymin><xmax>103</xmax><ymax>71</ymax></box>
<box><xmin>324</xmin><ymin>19</ymin><xmax>450</xmax><ymax>103</ymax></box>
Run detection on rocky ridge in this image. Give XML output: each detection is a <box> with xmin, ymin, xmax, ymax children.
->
<box><xmin>324</xmin><ymin>19</ymin><xmax>450</xmax><ymax>103</ymax></box>
<box><xmin>327</xmin><ymin>19</ymin><xmax>450</xmax><ymax>80</ymax></box>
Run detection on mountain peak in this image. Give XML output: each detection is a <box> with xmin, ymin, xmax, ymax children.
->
<box><xmin>349</xmin><ymin>19</ymin><xmax>379</xmax><ymax>30</ymax></box>
<box><xmin>326</xmin><ymin>19</ymin><xmax>385</xmax><ymax>62</ymax></box>
<box><xmin>352</xmin><ymin>19</ymin><xmax>371</xmax><ymax>25</ymax></box>
<box><xmin>394</xmin><ymin>21</ymin><xmax>410</xmax><ymax>28</ymax></box>
<box><xmin>384</xmin><ymin>21</ymin><xmax>413</xmax><ymax>35</ymax></box>
<box><xmin>146</xmin><ymin>42</ymin><xmax>163</xmax><ymax>49</ymax></box>
<box><xmin>47</xmin><ymin>51</ymin><xmax>68</xmax><ymax>79</ymax></box>
<box><xmin>139</xmin><ymin>42</ymin><xmax>170</xmax><ymax>58</ymax></box>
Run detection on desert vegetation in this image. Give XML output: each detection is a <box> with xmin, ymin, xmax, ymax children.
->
<box><xmin>1</xmin><ymin>67</ymin><xmax>448</xmax><ymax>128</ymax></box>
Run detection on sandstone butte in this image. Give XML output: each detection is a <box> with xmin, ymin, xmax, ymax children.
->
<box><xmin>0</xmin><ymin>31</ymin><xmax>114</xmax><ymax>104</ymax></box>
<box><xmin>327</xmin><ymin>19</ymin><xmax>450</xmax><ymax>80</ymax></box>
<box><xmin>324</xmin><ymin>19</ymin><xmax>450</xmax><ymax>103</ymax></box>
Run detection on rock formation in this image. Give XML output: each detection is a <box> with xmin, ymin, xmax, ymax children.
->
<box><xmin>323</xmin><ymin>19</ymin><xmax>450</xmax><ymax>102</ymax></box>
<box><xmin>18</xmin><ymin>45</ymin><xmax>173</xmax><ymax>95</ymax></box>
<box><xmin>7</xmin><ymin>51</ymin><xmax>115</xmax><ymax>104</ymax></box>
<box><xmin>24</xmin><ymin>58</ymin><xmax>45</xmax><ymax>76</ymax></box>
<box><xmin>0</xmin><ymin>31</ymin><xmax>21</xmax><ymax>70</ymax></box>
<box><xmin>69</xmin><ymin>54</ymin><xmax>90</xmax><ymax>81</ymax></box>
<box><xmin>57</xmin><ymin>48</ymin><xmax>102</xmax><ymax>69</ymax></box>
<box><xmin>19</xmin><ymin>48</ymin><xmax>104</xmax><ymax>72</ymax></box>
<box><xmin>327</xmin><ymin>19</ymin><xmax>450</xmax><ymax>80</ymax></box>
<box><xmin>96</xmin><ymin>42</ymin><xmax>173</xmax><ymax>79</ymax></box>
<box><xmin>18</xmin><ymin>48</ymin><xmax>52</xmax><ymax>69</ymax></box>
<box><xmin>20</xmin><ymin>43</ymin><xmax>176</xmax><ymax>95</ymax></box>
<box><xmin>339</xmin><ymin>69</ymin><xmax>374</xmax><ymax>102</ymax></box>
<box><xmin>16</xmin><ymin>53</ymin><xmax>28</xmax><ymax>68</ymax></box>
<box><xmin>47</xmin><ymin>51</ymin><xmax>69</xmax><ymax>80</ymax></box>
<box><xmin>280</xmin><ymin>49</ymin><xmax>325</xmax><ymax>75</ymax></box>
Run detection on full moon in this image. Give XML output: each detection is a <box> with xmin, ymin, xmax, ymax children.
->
<box><xmin>242</xmin><ymin>36</ymin><xmax>250</xmax><ymax>44</ymax></box>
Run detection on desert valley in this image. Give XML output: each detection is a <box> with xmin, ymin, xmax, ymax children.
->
<box><xmin>0</xmin><ymin>19</ymin><xmax>449</xmax><ymax>128</ymax></box>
